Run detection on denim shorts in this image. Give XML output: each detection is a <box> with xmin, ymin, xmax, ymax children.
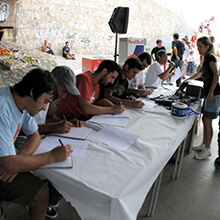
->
<box><xmin>202</xmin><ymin>94</ymin><xmax>220</xmax><ymax>119</ymax></box>
<box><xmin>0</xmin><ymin>172</ymin><xmax>47</xmax><ymax>208</ymax></box>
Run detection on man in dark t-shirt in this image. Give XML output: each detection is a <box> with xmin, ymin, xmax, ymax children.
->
<box><xmin>171</xmin><ymin>33</ymin><xmax>185</xmax><ymax>86</ymax></box>
<box><xmin>62</xmin><ymin>41</ymin><xmax>75</xmax><ymax>59</ymax></box>
<box><xmin>100</xmin><ymin>57</ymin><xmax>145</xmax><ymax>108</ymax></box>
<box><xmin>151</xmin><ymin>39</ymin><xmax>166</xmax><ymax>62</ymax></box>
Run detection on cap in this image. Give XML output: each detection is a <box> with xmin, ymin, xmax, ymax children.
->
<box><xmin>156</xmin><ymin>49</ymin><xmax>171</xmax><ymax>58</ymax></box>
<box><xmin>52</xmin><ymin>66</ymin><xmax>80</xmax><ymax>95</ymax></box>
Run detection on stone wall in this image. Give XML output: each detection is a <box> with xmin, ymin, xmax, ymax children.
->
<box><xmin>7</xmin><ymin>0</ymin><xmax>186</xmax><ymax>56</ymax></box>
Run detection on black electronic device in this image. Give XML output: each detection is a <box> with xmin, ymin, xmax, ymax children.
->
<box><xmin>153</xmin><ymin>82</ymin><xmax>199</xmax><ymax>107</ymax></box>
<box><xmin>186</xmin><ymin>84</ymin><xmax>203</xmax><ymax>99</ymax></box>
<box><xmin>108</xmin><ymin>7</ymin><xmax>129</xmax><ymax>34</ymax></box>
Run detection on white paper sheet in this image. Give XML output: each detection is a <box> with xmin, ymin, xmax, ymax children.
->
<box><xmin>51</xmin><ymin>126</ymin><xmax>93</xmax><ymax>140</ymax></box>
<box><xmin>88</xmin><ymin>116</ymin><xmax>129</xmax><ymax>127</ymax></box>
<box><xmin>34</xmin><ymin>136</ymin><xmax>73</xmax><ymax>168</ymax></box>
<box><xmin>89</xmin><ymin>126</ymin><xmax>139</xmax><ymax>151</ymax></box>
<box><xmin>170</xmin><ymin>66</ymin><xmax>182</xmax><ymax>82</ymax></box>
<box><xmin>34</xmin><ymin>137</ymin><xmax>88</xmax><ymax>168</ymax></box>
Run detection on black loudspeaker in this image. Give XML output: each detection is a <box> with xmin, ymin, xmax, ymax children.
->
<box><xmin>108</xmin><ymin>7</ymin><xmax>129</xmax><ymax>34</ymax></box>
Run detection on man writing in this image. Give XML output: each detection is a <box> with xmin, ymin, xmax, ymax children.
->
<box><xmin>56</xmin><ymin>60</ymin><xmax>125</xmax><ymax>121</ymax></box>
<box><xmin>35</xmin><ymin>66</ymin><xmax>83</xmax><ymax>134</ymax></box>
<box><xmin>0</xmin><ymin>68</ymin><xmax>73</xmax><ymax>220</ymax></box>
<box><xmin>101</xmin><ymin>57</ymin><xmax>145</xmax><ymax>108</ymax></box>
<box><xmin>126</xmin><ymin>52</ymin><xmax>152</xmax><ymax>97</ymax></box>
<box><xmin>15</xmin><ymin>66</ymin><xmax>82</xmax><ymax>218</ymax></box>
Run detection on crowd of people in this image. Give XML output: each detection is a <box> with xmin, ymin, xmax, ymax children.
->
<box><xmin>1</xmin><ymin>23</ymin><xmax>220</xmax><ymax>219</ymax></box>
<box><xmin>198</xmin><ymin>16</ymin><xmax>215</xmax><ymax>36</ymax></box>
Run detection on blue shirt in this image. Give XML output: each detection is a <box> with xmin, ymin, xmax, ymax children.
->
<box><xmin>183</xmin><ymin>44</ymin><xmax>190</xmax><ymax>61</ymax></box>
<box><xmin>0</xmin><ymin>87</ymin><xmax>38</xmax><ymax>158</ymax></box>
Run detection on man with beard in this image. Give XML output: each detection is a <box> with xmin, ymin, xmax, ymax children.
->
<box><xmin>99</xmin><ymin>57</ymin><xmax>145</xmax><ymax>108</ymax></box>
<box><xmin>56</xmin><ymin>60</ymin><xmax>125</xmax><ymax>121</ymax></box>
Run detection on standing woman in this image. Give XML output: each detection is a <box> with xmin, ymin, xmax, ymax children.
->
<box><xmin>181</xmin><ymin>36</ymin><xmax>220</xmax><ymax>160</ymax></box>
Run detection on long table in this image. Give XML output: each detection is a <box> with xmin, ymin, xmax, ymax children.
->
<box><xmin>33</xmin><ymin>87</ymin><xmax>199</xmax><ymax>220</ymax></box>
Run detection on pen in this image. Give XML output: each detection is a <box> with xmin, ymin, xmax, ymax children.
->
<box><xmin>58</xmin><ymin>139</ymin><xmax>64</xmax><ymax>146</ymax></box>
<box><xmin>63</xmin><ymin>114</ymin><xmax>67</xmax><ymax>122</ymax></box>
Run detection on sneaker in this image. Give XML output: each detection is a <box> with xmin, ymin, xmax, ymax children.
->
<box><xmin>192</xmin><ymin>143</ymin><xmax>206</xmax><ymax>152</ymax></box>
<box><xmin>194</xmin><ymin>148</ymin><xmax>211</xmax><ymax>160</ymax></box>
<box><xmin>214</xmin><ymin>157</ymin><xmax>220</xmax><ymax>170</ymax></box>
<box><xmin>46</xmin><ymin>206</ymin><xmax>57</xmax><ymax>219</ymax></box>
<box><xmin>53</xmin><ymin>202</ymin><xmax>59</xmax><ymax>208</ymax></box>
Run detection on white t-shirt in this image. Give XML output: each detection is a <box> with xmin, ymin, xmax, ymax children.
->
<box><xmin>34</xmin><ymin>104</ymin><xmax>49</xmax><ymax>125</ymax></box>
<box><xmin>128</xmin><ymin>69</ymin><xmax>146</xmax><ymax>89</ymax></box>
<box><xmin>145</xmin><ymin>61</ymin><xmax>164</xmax><ymax>87</ymax></box>
<box><xmin>188</xmin><ymin>55</ymin><xmax>194</xmax><ymax>62</ymax></box>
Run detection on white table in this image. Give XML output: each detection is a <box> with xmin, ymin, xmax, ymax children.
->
<box><xmin>33</xmin><ymin>87</ymin><xmax>199</xmax><ymax>220</ymax></box>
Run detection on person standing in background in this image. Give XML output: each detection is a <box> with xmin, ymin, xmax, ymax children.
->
<box><xmin>181</xmin><ymin>37</ymin><xmax>220</xmax><ymax>160</ymax></box>
<box><xmin>182</xmin><ymin>38</ymin><xmax>190</xmax><ymax>79</ymax></box>
<box><xmin>151</xmin><ymin>39</ymin><xmax>166</xmax><ymax>62</ymax></box>
<box><xmin>171</xmin><ymin>33</ymin><xmax>185</xmax><ymax>86</ymax></box>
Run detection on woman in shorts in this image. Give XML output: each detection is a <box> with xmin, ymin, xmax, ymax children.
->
<box><xmin>181</xmin><ymin>36</ymin><xmax>220</xmax><ymax>160</ymax></box>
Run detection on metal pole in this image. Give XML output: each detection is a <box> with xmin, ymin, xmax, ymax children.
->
<box><xmin>114</xmin><ymin>33</ymin><xmax>118</xmax><ymax>62</ymax></box>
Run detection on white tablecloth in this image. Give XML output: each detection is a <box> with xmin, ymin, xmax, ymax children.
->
<box><xmin>33</xmin><ymin>87</ymin><xmax>198</xmax><ymax>220</ymax></box>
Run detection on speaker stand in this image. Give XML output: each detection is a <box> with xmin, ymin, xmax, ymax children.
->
<box><xmin>114</xmin><ymin>33</ymin><xmax>119</xmax><ymax>63</ymax></box>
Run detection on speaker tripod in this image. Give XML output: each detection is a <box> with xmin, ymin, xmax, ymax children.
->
<box><xmin>114</xmin><ymin>33</ymin><xmax>119</xmax><ymax>63</ymax></box>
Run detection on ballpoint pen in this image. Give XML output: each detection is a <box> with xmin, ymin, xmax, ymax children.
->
<box><xmin>58</xmin><ymin>139</ymin><xmax>64</xmax><ymax>146</ymax></box>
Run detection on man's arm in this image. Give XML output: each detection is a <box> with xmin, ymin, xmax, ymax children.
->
<box><xmin>18</xmin><ymin>130</ymin><xmax>41</xmax><ymax>156</ymax></box>
<box><xmin>173</xmin><ymin>46</ymin><xmax>180</xmax><ymax>60</ymax></box>
<box><xmin>158</xmin><ymin>62</ymin><xmax>175</xmax><ymax>81</ymax></box>
<box><xmin>38</xmin><ymin>121</ymin><xmax>72</xmax><ymax>134</ymax></box>
<box><xmin>78</xmin><ymin>97</ymin><xmax>125</xmax><ymax>115</ymax></box>
<box><xmin>104</xmin><ymin>89</ymin><xmax>144</xmax><ymax>108</ymax></box>
<box><xmin>126</xmin><ymin>87</ymin><xmax>152</xmax><ymax>97</ymax></box>
<box><xmin>0</xmin><ymin>144</ymin><xmax>73</xmax><ymax>174</ymax></box>
<box><xmin>38</xmin><ymin>101</ymin><xmax>73</xmax><ymax>134</ymax></box>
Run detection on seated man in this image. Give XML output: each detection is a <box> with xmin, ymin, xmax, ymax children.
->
<box><xmin>41</xmin><ymin>40</ymin><xmax>54</xmax><ymax>55</ymax></box>
<box><xmin>56</xmin><ymin>60</ymin><xmax>125</xmax><ymax>121</ymax></box>
<box><xmin>35</xmin><ymin>65</ymin><xmax>83</xmax><ymax>135</ymax></box>
<box><xmin>0</xmin><ymin>68</ymin><xmax>73</xmax><ymax>220</ymax></box>
<box><xmin>145</xmin><ymin>50</ymin><xmax>175</xmax><ymax>88</ymax></box>
<box><xmin>62</xmin><ymin>41</ymin><xmax>75</xmax><ymax>60</ymax></box>
<box><xmin>101</xmin><ymin>57</ymin><xmax>145</xmax><ymax>108</ymax></box>
<box><xmin>32</xmin><ymin>66</ymin><xmax>82</xmax><ymax>218</ymax></box>
<box><xmin>127</xmin><ymin>52</ymin><xmax>152</xmax><ymax>97</ymax></box>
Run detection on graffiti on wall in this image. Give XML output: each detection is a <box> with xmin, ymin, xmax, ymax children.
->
<box><xmin>18</xmin><ymin>22</ymin><xmax>116</xmax><ymax>55</ymax></box>
<box><xmin>0</xmin><ymin>1</ymin><xmax>10</xmax><ymax>23</ymax></box>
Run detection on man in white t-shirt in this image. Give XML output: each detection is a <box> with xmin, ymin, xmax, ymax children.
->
<box><xmin>127</xmin><ymin>52</ymin><xmax>152</xmax><ymax>97</ymax></box>
<box><xmin>145</xmin><ymin>50</ymin><xmax>175</xmax><ymax>88</ymax></box>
